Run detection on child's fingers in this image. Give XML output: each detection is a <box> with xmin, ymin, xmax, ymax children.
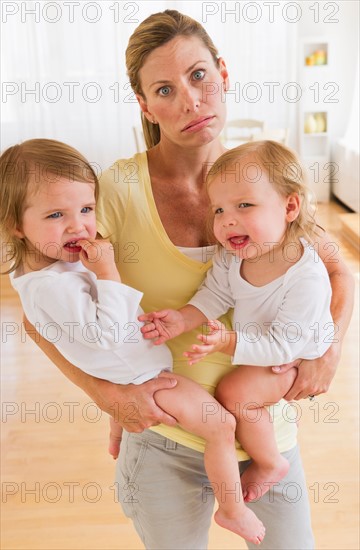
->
<box><xmin>141</xmin><ymin>327</ymin><xmax>163</xmax><ymax>341</ymax></box>
<box><xmin>143</xmin><ymin>329</ymin><xmax>160</xmax><ymax>340</ymax></box>
<box><xmin>140</xmin><ymin>322</ymin><xmax>157</xmax><ymax>334</ymax></box>
<box><xmin>197</xmin><ymin>333</ymin><xmax>221</xmax><ymax>345</ymax></box>
<box><xmin>77</xmin><ymin>239</ymin><xmax>101</xmax><ymax>261</ymax></box>
<box><xmin>187</xmin><ymin>352</ymin><xmax>208</xmax><ymax>361</ymax></box>
<box><xmin>152</xmin><ymin>309</ymin><xmax>170</xmax><ymax>318</ymax></box>
<box><xmin>188</xmin><ymin>357</ymin><xmax>203</xmax><ymax>365</ymax></box>
<box><xmin>192</xmin><ymin>343</ymin><xmax>214</xmax><ymax>354</ymax></box>
<box><xmin>185</xmin><ymin>344</ymin><xmax>215</xmax><ymax>356</ymax></box>
<box><xmin>183</xmin><ymin>351</ymin><xmax>208</xmax><ymax>364</ymax></box>
<box><xmin>76</xmin><ymin>238</ymin><xmax>91</xmax><ymax>247</ymax></box>
<box><xmin>77</xmin><ymin>239</ymin><xmax>97</xmax><ymax>251</ymax></box>
<box><xmin>207</xmin><ymin>319</ymin><xmax>226</xmax><ymax>333</ymax></box>
<box><xmin>208</xmin><ymin>319</ymin><xmax>223</xmax><ymax>327</ymax></box>
<box><xmin>138</xmin><ymin>311</ymin><xmax>170</xmax><ymax>325</ymax></box>
<box><xmin>77</xmin><ymin>237</ymin><xmax>110</xmax><ymax>247</ymax></box>
<box><xmin>153</xmin><ymin>337</ymin><xmax>167</xmax><ymax>346</ymax></box>
<box><xmin>138</xmin><ymin>312</ymin><xmax>155</xmax><ymax>322</ymax></box>
<box><xmin>139</xmin><ymin>325</ymin><xmax>166</xmax><ymax>345</ymax></box>
<box><xmin>139</xmin><ymin>310</ymin><xmax>169</xmax><ymax>320</ymax></box>
<box><xmin>76</xmin><ymin>240</ymin><xmax>89</xmax><ymax>255</ymax></box>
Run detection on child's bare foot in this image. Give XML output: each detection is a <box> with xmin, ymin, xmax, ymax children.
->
<box><xmin>241</xmin><ymin>456</ymin><xmax>290</xmax><ymax>502</ymax></box>
<box><xmin>214</xmin><ymin>506</ymin><xmax>265</xmax><ymax>544</ymax></box>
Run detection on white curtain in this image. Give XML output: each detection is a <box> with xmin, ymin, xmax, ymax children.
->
<box><xmin>1</xmin><ymin>0</ymin><xmax>294</xmax><ymax>171</ymax></box>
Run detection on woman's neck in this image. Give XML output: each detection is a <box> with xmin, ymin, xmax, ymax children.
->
<box><xmin>147</xmin><ymin>138</ymin><xmax>226</xmax><ymax>189</ymax></box>
<box><xmin>144</xmin><ymin>138</ymin><xmax>224</xmax><ymax>247</ymax></box>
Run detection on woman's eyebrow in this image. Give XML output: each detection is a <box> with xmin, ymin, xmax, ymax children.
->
<box><xmin>148</xmin><ymin>60</ymin><xmax>208</xmax><ymax>89</ymax></box>
<box><xmin>185</xmin><ymin>60</ymin><xmax>207</xmax><ymax>73</ymax></box>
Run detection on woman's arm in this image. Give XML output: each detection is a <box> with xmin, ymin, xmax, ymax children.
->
<box><xmin>274</xmin><ymin>231</ymin><xmax>355</xmax><ymax>400</ymax></box>
<box><xmin>23</xmin><ymin>316</ymin><xmax>178</xmax><ymax>431</ymax></box>
<box><xmin>318</xmin><ymin>231</ymin><xmax>355</xmax><ymax>342</ymax></box>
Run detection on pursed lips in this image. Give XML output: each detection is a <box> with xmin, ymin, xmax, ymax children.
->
<box><xmin>181</xmin><ymin>116</ymin><xmax>215</xmax><ymax>132</ymax></box>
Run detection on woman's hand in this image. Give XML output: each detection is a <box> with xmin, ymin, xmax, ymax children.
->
<box><xmin>88</xmin><ymin>374</ymin><xmax>179</xmax><ymax>432</ymax></box>
<box><xmin>108</xmin><ymin>417</ymin><xmax>123</xmax><ymax>459</ymax></box>
<box><xmin>272</xmin><ymin>342</ymin><xmax>341</xmax><ymax>400</ymax></box>
<box><xmin>139</xmin><ymin>309</ymin><xmax>186</xmax><ymax>344</ymax></box>
<box><xmin>184</xmin><ymin>320</ymin><xmax>236</xmax><ymax>364</ymax></box>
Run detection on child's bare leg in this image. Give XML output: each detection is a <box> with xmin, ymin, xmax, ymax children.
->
<box><xmin>215</xmin><ymin>366</ymin><xmax>297</xmax><ymax>502</ymax></box>
<box><xmin>155</xmin><ymin>372</ymin><xmax>265</xmax><ymax>544</ymax></box>
<box><xmin>108</xmin><ymin>417</ymin><xmax>123</xmax><ymax>460</ymax></box>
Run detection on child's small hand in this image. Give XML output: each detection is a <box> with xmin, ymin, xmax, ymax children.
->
<box><xmin>108</xmin><ymin>417</ymin><xmax>123</xmax><ymax>460</ymax></box>
<box><xmin>138</xmin><ymin>309</ymin><xmax>186</xmax><ymax>345</ymax></box>
<box><xmin>77</xmin><ymin>239</ymin><xmax>120</xmax><ymax>282</ymax></box>
<box><xmin>184</xmin><ymin>320</ymin><xmax>235</xmax><ymax>364</ymax></box>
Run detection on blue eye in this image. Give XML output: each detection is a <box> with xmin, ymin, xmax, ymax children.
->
<box><xmin>47</xmin><ymin>212</ymin><xmax>62</xmax><ymax>219</ymax></box>
<box><xmin>81</xmin><ymin>206</ymin><xmax>92</xmax><ymax>213</ymax></box>
<box><xmin>158</xmin><ymin>86</ymin><xmax>171</xmax><ymax>96</ymax></box>
<box><xmin>193</xmin><ymin>69</ymin><xmax>205</xmax><ymax>81</ymax></box>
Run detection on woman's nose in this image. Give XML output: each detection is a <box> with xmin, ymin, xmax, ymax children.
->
<box><xmin>181</xmin><ymin>85</ymin><xmax>200</xmax><ymax>112</ymax></box>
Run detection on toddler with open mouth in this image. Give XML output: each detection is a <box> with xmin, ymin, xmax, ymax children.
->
<box><xmin>140</xmin><ymin>140</ymin><xmax>335</xmax><ymax>504</ymax></box>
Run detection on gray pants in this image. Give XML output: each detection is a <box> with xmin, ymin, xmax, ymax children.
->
<box><xmin>116</xmin><ymin>430</ymin><xmax>314</xmax><ymax>550</ymax></box>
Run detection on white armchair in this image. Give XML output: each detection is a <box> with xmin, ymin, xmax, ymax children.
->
<box><xmin>222</xmin><ymin>119</ymin><xmax>265</xmax><ymax>148</ymax></box>
<box><xmin>251</xmin><ymin>128</ymin><xmax>290</xmax><ymax>145</ymax></box>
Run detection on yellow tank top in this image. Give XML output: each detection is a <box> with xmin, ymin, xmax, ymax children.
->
<box><xmin>96</xmin><ymin>152</ymin><xmax>297</xmax><ymax>459</ymax></box>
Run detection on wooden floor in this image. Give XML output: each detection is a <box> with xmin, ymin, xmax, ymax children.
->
<box><xmin>1</xmin><ymin>200</ymin><xmax>359</xmax><ymax>550</ymax></box>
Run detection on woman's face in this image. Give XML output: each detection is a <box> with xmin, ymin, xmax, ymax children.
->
<box><xmin>137</xmin><ymin>35</ymin><xmax>229</xmax><ymax>148</ymax></box>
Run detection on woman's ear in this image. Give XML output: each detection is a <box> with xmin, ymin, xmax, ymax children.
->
<box><xmin>13</xmin><ymin>227</ymin><xmax>24</xmax><ymax>239</ymax></box>
<box><xmin>286</xmin><ymin>193</ymin><xmax>301</xmax><ymax>222</ymax></box>
<box><xmin>218</xmin><ymin>57</ymin><xmax>229</xmax><ymax>92</ymax></box>
<box><xmin>136</xmin><ymin>94</ymin><xmax>157</xmax><ymax>125</ymax></box>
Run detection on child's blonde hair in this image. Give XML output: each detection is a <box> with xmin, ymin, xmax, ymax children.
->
<box><xmin>0</xmin><ymin>138</ymin><xmax>99</xmax><ymax>274</ymax></box>
<box><xmin>206</xmin><ymin>140</ymin><xmax>321</xmax><ymax>247</ymax></box>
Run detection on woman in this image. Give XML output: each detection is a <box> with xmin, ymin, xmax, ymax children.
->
<box><xmin>26</xmin><ymin>10</ymin><xmax>354</xmax><ymax>550</ymax></box>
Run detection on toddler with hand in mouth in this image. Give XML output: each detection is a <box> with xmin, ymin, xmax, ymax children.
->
<box><xmin>1</xmin><ymin>138</ymin><xmax>269</xmax><ymax>545</ymax></box>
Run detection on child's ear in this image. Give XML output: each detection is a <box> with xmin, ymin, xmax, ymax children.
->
<box><xmin>286</xmin><ymin>193</ymin><xmax>300</xmax><ymax>222</ymax></box>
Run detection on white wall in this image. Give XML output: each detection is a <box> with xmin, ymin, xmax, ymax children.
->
<box><xmin>1</xmin><ymin>1</ymin><xmax>358</xmax><ymax>172</ymax></box>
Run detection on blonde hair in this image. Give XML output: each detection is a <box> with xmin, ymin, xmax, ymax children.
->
<box><xmin>0</xmin><ymin>138</ymin><xmax>99</xmax><ymax>274</ymax></box>
<box><xmin>206</xmin><ymin>140</ymin><xmax>321</xmax><ymax>246</ymax></box>
<box><xmin>126</xmin><ymin>9</ymin><xmax>220</xmax><ymax>149</ymax></box>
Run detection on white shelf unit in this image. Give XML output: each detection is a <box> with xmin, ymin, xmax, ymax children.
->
<box><xmin>298</xmin><ymin>38</ymin><xmax>331</xmax><ymax>202</ymax></box>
